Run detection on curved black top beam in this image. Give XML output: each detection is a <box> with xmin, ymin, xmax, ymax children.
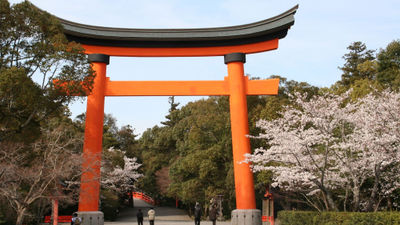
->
<box><xmin>57</xmin><ymin>5</ymin><xmax>298</xmax><ymax>48</ymax></box>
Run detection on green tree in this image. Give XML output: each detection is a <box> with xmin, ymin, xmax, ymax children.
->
<box><xmin>376</xmin><ymin>40</ymin><xmax>400</xmax><ymax>90</ymax></box>
<box><xmin>161</xmin><ymin>96</ymin><xmax>180</xmax><ymax>127</ymax></box>
<box><xmin>168</xmin><ymin>97</ymin><xmax>235</xmax><ymax>210</ymax></box>
<box><xmin>102</xmin><ymin>114</ymin><xmax>120</xmax><ymax>149</ymax></box>
<box><xmin>0</xmin><ymin>1</ymin><xmax>93</xmax><ymax>223</ymax></box>
<box><xmin>139</xmin><ymin>97</ymin><xmax>182</xmax><ymax>197</ymax></box>
<box><xmin>339</xmin><ymin>41</ymin><xmax>375</xmax><ymax>87</ymax></box>
<box><xmin>331</xmin><ymin>41</ymin><xmax>400</xmax><ymax>97</ymax></box>
<box><xmin>139</xmin><ymin>125</ymin><xmax>177</xmax><ymax>199</ymax></box>
<box><xmin>0</xmin><ymin>0</ymin><xmax>93</xmax><ymax>141</ymax></box>
<box><xmin>117</xmin><ymin>125</ymin><xmax>140</xmax><ymax>159</ymax></box>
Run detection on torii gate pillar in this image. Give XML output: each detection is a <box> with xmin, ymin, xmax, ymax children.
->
<box><xmin>76</xmin><ymin>54</ymin><xmax>109</xmax><ymax>224</ymax></box>
<box><xmin>226</xmin><ymin>53</ymin><xmax>261</xmax><ymax>225</ymax></box>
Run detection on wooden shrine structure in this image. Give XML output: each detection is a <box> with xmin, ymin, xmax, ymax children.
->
<box><xmin>54</xmin><ymin>5</ymin><xmax>298</xmax><ymax>225</ymax></box>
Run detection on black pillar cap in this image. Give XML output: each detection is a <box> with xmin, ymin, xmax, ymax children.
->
<box><xmin>88</xmin><ymin>54</ymin><xmax>110</xmax><ymax>65</ymax></box>
<box><xmin>224</xmin><ymin>53</ymin><xmax>246</xmax><ymax>64</ymax></box>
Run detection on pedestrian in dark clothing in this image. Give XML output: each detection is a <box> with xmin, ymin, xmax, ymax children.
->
<box><xmin>209</xmin><ymin>204</ymin><xmax>217</xmax><ymax>225</ymax></box>
<box><xmin>194</xmin><ymin>202</ymin><xmax>202</xmax><ymax>225</ymax></box>
<box><xmin>136</xmin><ymin>209</ymin><xmax>144</xmax><ymax>225</ymax></box>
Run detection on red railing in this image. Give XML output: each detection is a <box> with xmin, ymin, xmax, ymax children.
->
<box><xmin>262</xmin><ymin>215</ymin><xmax>274</xmax><ymax>225</ymax></box>
<box><xmin>131</xmin><ymin>192</ymin><xmax>155</xmax><ymax>205</ymax></box>
<box><xmin>44</xmin><ymin>215</ymin><xmax>72</xmax><ymax>223</ymax></box>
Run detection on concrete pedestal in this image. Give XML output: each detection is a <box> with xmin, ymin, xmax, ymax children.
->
<box><xmin>77</xmin><ymin>211</ymin><xmax>104</xmax><ymax>225</ymax></box>
<box><xmin>231</xmin><ymin>209</ymin><xmax>261</xmax><ymax>225</ymax></box>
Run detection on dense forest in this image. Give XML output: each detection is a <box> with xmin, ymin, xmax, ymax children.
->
<box><xmin>0</xmin><ymin>0</ymin><xmax>399</xmax><ymax>224</ymax></box>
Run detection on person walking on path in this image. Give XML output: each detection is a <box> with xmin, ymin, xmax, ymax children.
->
<box><xmin>71</xmin><ymin>212</ymin><xmax>82</xmax><ymax>225</ymax></box>
<box><xmin>194</xmin><ymin>202</ymin><xmax>202</xmax><ymax>225</ymax></box>
<box><xmin>136</xmin><ymin>209</ymin><xmax>144</xmax><ymax>225</ymax></box>
<box><xmin>209</xmin><ymin>204</ymin><xmax>217</xmax><ymax>225</ymax></box>
<box><xmin>148</xmin><ymin>207</ymin><xmax>155</xmax><ymax>225</ymax></box>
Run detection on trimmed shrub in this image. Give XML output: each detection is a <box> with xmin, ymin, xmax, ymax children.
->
<box><xmin>278</xmin><ymin>211</ymin><xmax>400</xmax><ymax>225</ymax></box>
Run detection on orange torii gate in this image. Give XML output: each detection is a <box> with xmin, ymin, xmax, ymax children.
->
<box><xmin>55</xmin><ymin>5</ymin><xmax>297</xmax><ymax>225</ymax></box>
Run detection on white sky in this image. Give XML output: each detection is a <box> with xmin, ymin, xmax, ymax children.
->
<box><xmin>8</xmin><ymin>0</ymin><xmax>400</xmax><ymax>135</ymax></box>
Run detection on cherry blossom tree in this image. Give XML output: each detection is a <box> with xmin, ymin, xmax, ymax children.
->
<box><xmin>246</xmin><ymin>90</ymin><xmax>400</xmax><ymax>211</ymax></box>
<box><xmin>101</xmin><ymin>148</ymin><xmax>142</xmax><ymax>194</ymax></box>
<box><xmin>336</xmin><ymin>90</ymin><xmax>400</xmax><ymax>211</ymax></box>
<box><xmin>246</xmin><ymin>92</ymin><xmax>349</xmax><ymax>211</ymax></box>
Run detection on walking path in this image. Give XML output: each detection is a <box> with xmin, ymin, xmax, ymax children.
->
<box><xmin>105</xmin><ymin>198</ymin><xmax>231</xmax><ymax>225</ymax></box>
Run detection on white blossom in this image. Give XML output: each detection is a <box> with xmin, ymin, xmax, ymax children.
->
<box><xmin>246</xmin><ymin>90</ymin><xmax>400</xmax><ymax>211</ymax></box>
<box><xmin>101</xmin><ymin>148</ymin><xmax>143</xmax><ymax>193</ymax></box>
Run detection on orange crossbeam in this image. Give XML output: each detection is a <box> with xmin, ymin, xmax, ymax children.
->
<box><xmin>105</xmin><ymin>77</ymin><xmax>279</xmax><ymax>96</ymax></box>
<box><xmin>82</xmin><ymin>39</ymin><xmax>279</xmax><ymax>57</ymax></box>
<box><xmin>55</xmin><ymin>78</ymin><xmax>279</xmax><ymax>96</ymax></box>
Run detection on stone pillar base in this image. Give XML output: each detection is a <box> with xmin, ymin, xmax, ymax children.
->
<box><xmin>231</xmin><ymin>209</ymin><xmax>261</xmax><ymax>225</ymax></box>
<box><xmin>77</xmin><ymin>211</ymin><xmax>104</xmax><ymax>225</ymax></box>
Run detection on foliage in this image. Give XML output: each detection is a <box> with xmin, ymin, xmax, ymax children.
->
<box><xmin>246</xmin><ymin>89</ymin><xmax>400</xmax><ymax>212</ymax></box>
<box><xmin>101</xmin><ymin>147</ymin><xmax>142</xmax><ymax>194</ymax></box>
<box><xmin>100</xmin><ymin>189</ymin><xmax>120</xmax><ymax>221</ymax></box>
<box><xmin>247</xmin><ymin>92</ymin><xmax>346</xmax><ymax>211</ymax></box>
<box><xmin>337</xmin><ymin>90</ymin><xmax>400</xmax><ymax>211</ymax></box>
<box><xmin>339</xmin><ymin>41</ymin><xmax>375</xmax><ymax>87</ymax></box>
<box><xmin>116</xmin><ymin>125</ymin><xmax>140</xmax><ymax>158</ymax></box>
<box><xmin>0</xmin><ymin>119</ymin><xmax>83</xmax><ymax>225</ymax></box>
<box><xmin>278</xmin><ymin>211</ymin><xmax>318</xmax><ymax>225</ymax></box>
<box><xmin>376</xmin><ymin>40</ymin><xmax>400</xmax><ymax>90</ymax></box>
<box><xmin>0</xmin><ymin>0</ymin><xmax>93</xmax><ymax>141</ymax></box>
<box><xmin>138</xmin><ymin>125</ymin><xmax>177</xmax><ymax>200</ymax></box>
<box><xmin>72</xmin><ymin>113</ymin><xmax>142</xmax><ymax>220</ymax></box>
<box><xmin>334</xmin><ymin>40</ymin><xmax>400</xmax><ymax>95</ymax></box>
<box><xmin>102</xmin><ymin>114</ymin><xmax>120</xmax><ymax>149</ymax></box>
<box><xmin>135</xmin><ymin>77</ymin><xmax>319</xmax><ymax>212</ymax></box>
<box><xmin>86</xmin><ymin>115</ymin><xmax>143</xmax><ymax>219</ymax></box>
<box><xmin>278</xmin><ymin>211</ymin><xmax>400</xmax><ymax>225</ymax></box>
<box><xmin>167</xmin><ymin>97</ymin><xmax>234</xmax><ymax>207</ymax></box>
<box><xmin>161</xmin><ymin>96</ymin><xmax>180</xmax><ymax>127</ymax></box>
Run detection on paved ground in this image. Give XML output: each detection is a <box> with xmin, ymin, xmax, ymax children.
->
<box><xmin>52</xmin><ymin>199</ymin><xmax>279</xmax><ymax>225</ymax></box>
<box><xmin>104</xmin><ymin>199</ymin><xmax>231</xmax><ymax>225</ymax></box>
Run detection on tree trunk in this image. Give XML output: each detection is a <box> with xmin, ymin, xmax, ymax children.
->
<box><xmin>325</xmin><ymin>190</ymin><xmax>338</xmax><ymax>211</ymax></box>
<box><xmin>15</xmin><ymin>207</ymin><xmax>26</xmax><ymax>225</ymax></box>
<box><xmin>313</xmin><ymin>179</ymin><xmax>338</xmax><ymax>211</ymax></box>
<box><xmin>366</xmin><ymin>165</ymin><xmax>380</xmax><ymax>211</ymax></box>
<box><xmin>320</xmin><ymin>191</ymin><xmax>329</xmax><ymax>210</ymax></box>
<box><xmin>343</xmin><ymin>187</ymin><xmax>348</xmax><ymax>212</ymax></box>
<box><xmin>352</xmin><ymin>186</ymin><xmax>360</xmax><ymax>211</ymax></box>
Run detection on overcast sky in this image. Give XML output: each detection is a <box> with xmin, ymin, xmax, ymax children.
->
<box><xmin>8</xmin><ymin>0</ymin><xmax>400</xmax><ymax>135</ymax></box>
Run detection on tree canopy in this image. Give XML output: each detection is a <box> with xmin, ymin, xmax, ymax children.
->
<box><xmin>0</xmin><ymin>0</ymin><xmax>93</xmax><ymax>142</ymax></box>
<box><xmin>0</xmin><ymin>1</ymin><xmax>94</xmax><ymax>223</ymax></box>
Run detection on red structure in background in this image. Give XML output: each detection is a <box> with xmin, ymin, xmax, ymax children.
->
<box><xmin>50</xmin><ymin>4</ymin><xmax>297</xmax><ymax>225</ymax></box>
<box><xmin>131</xmin><ymin>192</ymin><xmax>156</xmax><ymax>205</ymax></box>
<box><xmin>44</xmin><ymin>216</ymin><xmax>72</xmax><ymax>223</ymax></box>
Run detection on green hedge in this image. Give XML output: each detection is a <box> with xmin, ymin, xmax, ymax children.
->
<box><xmin>278</xmin><ymin>211</ymin><xmax>400</xmax><ymax>225</ymax></box>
